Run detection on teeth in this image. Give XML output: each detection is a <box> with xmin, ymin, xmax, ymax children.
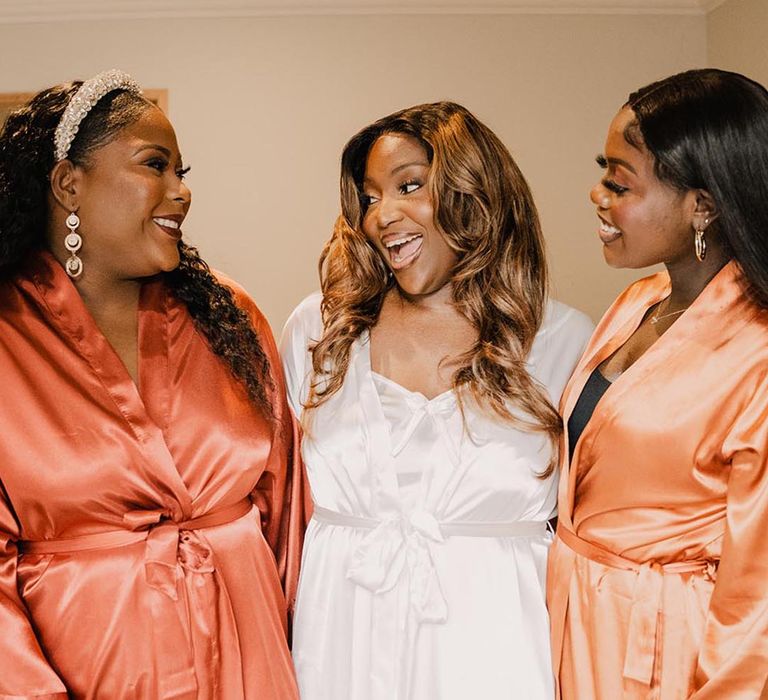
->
<box><xmin>154</xmin><ymin>217</ymin><xmax>180</xmax><ymax>229</ymax></box>
<box><xmin>600</xmin><ymin>221</ymin><xmax>620</xmax><ymax>235</ymax></box>
<box><xmin>384</xmin><ymin>233</ymin><xmax>421</xmax><ymax>249</ymax></box>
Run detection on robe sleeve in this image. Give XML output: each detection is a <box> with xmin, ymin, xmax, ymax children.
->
<box><xmin>278</xmin><ymin>291</ymin><xmax>323</xmax><ymax>419</ymax></box>
<box><xmin>691</xmin><ymin>375</ymin><xmax>768</xmax><ymax>698</ymax></box>
<box><xmin>0</xmin><ymin>487</ymin><xmax>68</xmax><ymax>698</ymax></box>
<box><xmin>220</xmin><ymin>279</ymin><xmax>312</xmax><ymax>615</ymax></box>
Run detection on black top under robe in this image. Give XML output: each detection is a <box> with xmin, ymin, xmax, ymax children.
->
<box><xmin>567</xmin><ymin>368</ymin><xmax>612</xmax><ymax>461</ymax></box>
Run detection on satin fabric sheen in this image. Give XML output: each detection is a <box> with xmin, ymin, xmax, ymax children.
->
<box><xmin>0</xmin><ymin>252</ymin><xmax>307</xmax><ymax>699</ymax></box>
<box><xmin>280</xmin><ymin>292</ymin><xmax>594</xmax><ymax>700</ymax></box>
<box><xmin>548</xmin><ymin>262</ymin><xmax>768</xmax><ymax>699</ymax></box>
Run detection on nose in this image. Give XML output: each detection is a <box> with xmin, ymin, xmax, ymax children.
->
<box><xmin>590</xmin><ymin>183</ymin><xmax>611</xmax><ymax>210</ymax></box>
<box><xmin>169</xmin><ymin>178</ymin><xmax>191</xmax><ymax>208</ymax></box>
<box><xmin>375</xmin><ymin>194</ymin><xmax>403</xmax><ymax>229</ymax></box>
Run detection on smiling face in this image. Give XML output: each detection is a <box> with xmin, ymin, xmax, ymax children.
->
<box><xmin>589</xmin><ymin>106</ymin><xmax>702</xmax><ymax>270</ymax></box>
<box><xmin>361</xmin><ymin>133</ymin><xmax>458</xmax><ymax>298</ymax></box>
<box><xmin>61</xmin><ymin>105</ymin><xmax>191</xmax><ymax>280</ymax></box>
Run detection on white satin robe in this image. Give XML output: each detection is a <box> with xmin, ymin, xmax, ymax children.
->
<box><xmin>280</xmin><ymin>292</ymin><xmax>593</xmax><ymax>700</ymax></box>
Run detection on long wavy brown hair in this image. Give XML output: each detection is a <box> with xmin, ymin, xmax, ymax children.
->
<box><xmin>308</xmin><ymin>101</ymin><xmax>560</xmax><ymax>474</ymax></box>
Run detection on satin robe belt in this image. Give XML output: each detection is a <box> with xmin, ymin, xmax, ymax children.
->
<box><xmin>557</xmin><ymin>524</ymin><xmax>718</xmax><ymax>687</ymax></box>
<box><xmin>313</xmin><ymin>505</ymin><xmax>546</xmax><ymax>624</ymax></box>
<box><xmin>18</xmin><ymin>498</ymin><xmax>253</xmax><ymax>601</ymax></box>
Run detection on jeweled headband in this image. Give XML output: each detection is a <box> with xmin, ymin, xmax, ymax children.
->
<box><xmin>53</xmin><ymin>69</ymin><xmax>143</xmax><ymax>162</ymax></box>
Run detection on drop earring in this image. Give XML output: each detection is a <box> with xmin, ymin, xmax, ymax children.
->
<box><xmin>64</xmin><ymin>212</ymin><xmax>83</xmax><ymax>278</ymax></box>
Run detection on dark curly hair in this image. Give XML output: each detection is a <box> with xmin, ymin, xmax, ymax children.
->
<box><xmin>0</xmin><ymin>80</ymin><xmax>274</xmax><ymax>417</ymax></box>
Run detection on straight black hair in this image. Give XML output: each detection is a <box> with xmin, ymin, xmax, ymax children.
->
<box><xmin>626</xmin><ymin>68</ymin><xmax>768</xmax><ymax>308</ymax></box>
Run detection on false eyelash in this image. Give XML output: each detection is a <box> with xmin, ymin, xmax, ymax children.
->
<box><xmin>596</xmin><ymin>154</ymin><xmax>608</xmax><ymax>169</ymax></box>
<box><xmin>602</xmin><ymin>178</ymin><xmax>628</xmax><ymax>195</ymax></box>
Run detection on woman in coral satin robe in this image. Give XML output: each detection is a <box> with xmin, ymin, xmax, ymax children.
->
<box><xmin>281</xmin><ymin>102</ymin><xmax>593</xmax><ymax>699</ymax></box>
<box><xmin>0</xmin><ymin>71</ymin><xmax>305</xmax><ymax>698</ymax></box>
<box><xmin>548</xmin><ymin>69</ymin><xmax>768</xmax><ymax>699</ymax></box>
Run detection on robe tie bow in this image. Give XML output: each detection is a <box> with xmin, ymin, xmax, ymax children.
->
<box><xmin>313</xmin><ymin>506</ymin><xmax>547</xmax><ymax>625</ymax></box>
<box><xmin>124</xmin><ymin>498</ymin><xmax>253</xmax><ymax>600</ymax></box>
<box><xmin>557</xmin><ymin>524</ymin><xmax>718</xmax><ymax>686</ymax></box>
<box><xmin>18</xmin><ymin>499</ymin><xmax>253</xmax><ymax>601</ymax></box>
<box><xmin>346</xmin><ymin>509</ymin><xmax>448</xmax><ymax>624</ymax></box>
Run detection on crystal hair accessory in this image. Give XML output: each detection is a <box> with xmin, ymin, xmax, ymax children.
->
<box><xmin>53</xmin><ymin>69</ymin><xmax>142</xmax><ymax>162</ymax></box>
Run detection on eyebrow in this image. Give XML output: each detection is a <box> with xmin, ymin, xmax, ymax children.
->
<box><xmin>596</xmin><ymin>153</ymin><xmax>637</xmax><ymax>175</ymax></box>
<box><xmin>363</xmin><ymin>160</ymin><xmax>429</xmax><ymax>183</ymax></box>
<box><xmin>134</xmin><ymin>144</ymin><xmax>172</xmax><ymax>157</ymax></box>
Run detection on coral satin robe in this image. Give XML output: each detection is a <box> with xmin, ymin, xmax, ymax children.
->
<box><xmin>548</xmin><ymin>262</ymin><xmax>768</xmax><ymax>699</ymax></box>
<box><xmin>0</xmin><ymin>252</ymin><xmax>305</xmax><ymax>699</ymax></box>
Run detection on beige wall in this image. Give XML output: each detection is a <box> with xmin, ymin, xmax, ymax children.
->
<box><xmin>708</xmin><ymin>0</ymin><xmax>768</xmax><ymax>84</ymax></box>
<box><xmin>0</xmin><ymin>13</ymin><xmax>706</xmax><ymax>329</ymax></box>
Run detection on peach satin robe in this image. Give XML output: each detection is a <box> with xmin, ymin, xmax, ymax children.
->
<box><xmin>0</xmin><ymin>252</ymin><xmax>305</xmax><ymax>699</ymax></box>
<box><xmin>548</xmin><ymin>262</ymin><xmax>768</xmax><ymax>699</ymax></box>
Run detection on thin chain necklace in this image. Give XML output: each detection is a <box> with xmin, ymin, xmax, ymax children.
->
<box><xmin>650</xmin><ymin>300</ymin><xmax>689</xmax><ymax>325</ymax></box>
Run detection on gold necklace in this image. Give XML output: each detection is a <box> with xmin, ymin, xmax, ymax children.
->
<box><xmin>650</xmin><ymin>301</ymin><xmax>689</xmax><ymax>325</ymax></box>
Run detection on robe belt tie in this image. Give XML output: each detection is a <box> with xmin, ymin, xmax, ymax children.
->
<box><xmin>313</xmin><ymin>505</ymin><xmax>547</xmax><ymax>624</ymax></box>
<box><xmin>556</xmin><ymin>524</ymin><xmax>717</xmax><ymax>686</ymax></box>
<box><xmin>18</xmin><ymin>498</ymin><xmax>253</xmax><ymax>600</ymax></box>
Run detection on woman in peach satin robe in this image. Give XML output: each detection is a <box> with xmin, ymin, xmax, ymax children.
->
<box><xmin>547</xmin><ymin>69</ymin><xmax>768</xmax><ymax>699</ymax></box>
<box><xmin>0</xmin><ymin>72</ymin><xmax>305</xmax><ymax>698</ymax></box>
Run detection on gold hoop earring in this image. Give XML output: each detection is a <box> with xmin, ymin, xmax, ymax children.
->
<box><xmin>694</xmin><ymin>218</ymin><xmax>708</xmax><ymax>263</ymax></box>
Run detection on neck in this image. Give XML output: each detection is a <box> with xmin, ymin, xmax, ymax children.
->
<box><xmin>393</xmin><ymin>281</ymin><xmax>456</xmax><ymax>313</ymax></box>
<box><xmin>76</xmin><ymin>272</ymin><xmax>142</xmax><ymax>323</ymax></box>
<box><xmin>665</xmin><ymin>250</ymin><xmax>730</xmax><ymax>307</ymax></box>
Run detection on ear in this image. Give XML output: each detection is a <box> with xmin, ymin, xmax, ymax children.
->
<box><xmin>49</xmin><ymin>159</ymin><xmax>83</xmax><ymax>213</ymax></box>
<box><xmin>691</xmin><ymin>189</ymin><xmax>718</xmax><ymax>232</ymax></box>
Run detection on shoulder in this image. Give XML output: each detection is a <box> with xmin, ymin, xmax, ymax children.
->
<box><xmin>207</xmin><ymin>270</ymin><xmax>278</xmax><ymax>354</ymax></box>
<box><xmin>539</xmin><ymin>299</ymin><xmax>594</xmax><ymax>343</ymax></box>
<box><xmin>280</xmin><ymin>291</ymin><xmax>324</xmax><ymax>352</ymax></box>
<box><xmin>211</xmin><ymin>269</ymin><xmax>268</xmax><ymax>326</ymax></box>
<box><xmin>609</xmin><ymin>270</ymin><xmax>668</xmax><ymax>314</ymax></box>
<box><xmin>531</xmin><ymin>299</ymin><xmax>594</xmax><ymax>365</ymax></box>
<box><xmin>527</xmin><ymin>299</ymin><xmax>594</xmax><ymax>398</ymax></box>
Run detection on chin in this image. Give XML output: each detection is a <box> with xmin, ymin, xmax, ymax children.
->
<box><xmin>394</xmin><ymin>270</ymin><xmax>452</xmax><ymax>298</ymax></box>
<box><xmin>158</xmin><ymin>259</ymin><xmax>181</xmax><ymax>274</ymax></box>
<box><xmin>156</xmin><ymin>245</ymin><xmax>182</xmax><ymax>273</ymax></box>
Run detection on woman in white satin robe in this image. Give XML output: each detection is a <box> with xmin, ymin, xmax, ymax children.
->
<box><xmin>280</xmin><ymin>102</ymin><xmax>593</xmax><ymax>700</ymax></box>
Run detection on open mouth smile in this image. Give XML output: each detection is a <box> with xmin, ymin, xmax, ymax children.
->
<box><xmin>598</xmin><ymin>217</ymin><xmax>622</xmax><ymax>244</ymax></box>
<box><xmin>153</xmin><ymin>216</ymin><xmax>183</xmax><ymax>240</ymax></box>
<box><xmin>383</xmin><ymin>233</ymin><xmax>423</xmax><ymax>268</ymax></box>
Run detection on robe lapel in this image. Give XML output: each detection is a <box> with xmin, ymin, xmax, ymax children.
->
<box><xmin>352</xmin><ymin>332</ymin><xmax>401</xmax><ymax>516</ymax></box>
<box><xmin>558</xmin><ymin>272</ymin><xmax>670</xmax><ymax>525</ymax></box>
<box><xmin>23</xmin><ymin>252</ymin><xmax>194</xmax><ymax>516</ymax></box>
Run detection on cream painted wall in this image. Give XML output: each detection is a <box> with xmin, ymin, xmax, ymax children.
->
<box><xmin>708</xmin><ymin>0</ymin><xmax>768</xmax><ymax>84</ymax></box>
<box><xmin>0</xmin><ymin>14</ymin><xmax>706</xmax><ymax>329</ymax></box>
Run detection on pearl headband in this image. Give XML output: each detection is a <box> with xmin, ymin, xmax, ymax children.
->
<box><xmin>53</xmin><ymin>69</ymin><xmax>143</xmax><ymax>162</ymax></box>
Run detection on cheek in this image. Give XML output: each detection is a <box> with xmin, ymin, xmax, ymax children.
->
<box><xmin>361</xmin><ymin>214</ymin><xmax>379</xmax><ymax>247</ymax></box>
<box><xmin>409</xmin><ymin>195</ymin><xmax>435</xmax><ymax>226</ymax></box>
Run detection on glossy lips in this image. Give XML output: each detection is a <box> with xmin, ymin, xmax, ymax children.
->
<box><xmin>153</xmin><ymin>216</ymin><xmax>183</xmax><ymax>240</ymax></box>
<box><xmin>598</xmin><ymin>217</ymin><xmax>622</xmax><ymax>244</ymax></box>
